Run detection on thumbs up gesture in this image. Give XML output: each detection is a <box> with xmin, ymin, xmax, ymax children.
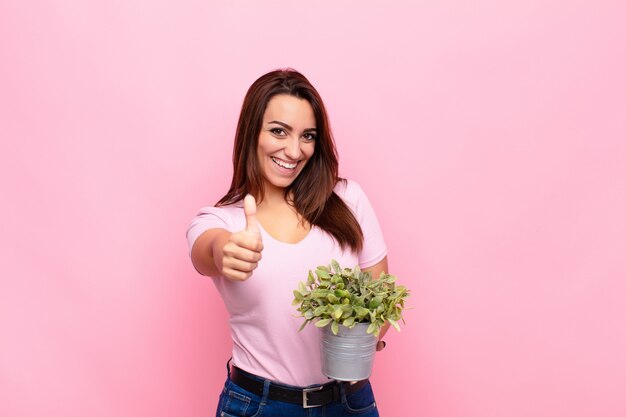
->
<box><xmin>243</xmin><ymin>194</ymin><xmax>261</xmax><ymax>237</ymax></box>
<box><xmin>218</xmin><ymin>195</ymin><xmax>264</xmax><ymax>281</ymax></box>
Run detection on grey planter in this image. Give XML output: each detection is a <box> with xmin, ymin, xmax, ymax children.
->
<box><xmin>320</xmin><ymin>322</ymin><xmax>378</xmax><ymax>381</ymax></box>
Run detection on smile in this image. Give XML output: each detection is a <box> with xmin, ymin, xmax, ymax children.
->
<box><xmin>271</xmin><ymin>157</ymin><xmax>297</xmax><ymax>170</ymax></box>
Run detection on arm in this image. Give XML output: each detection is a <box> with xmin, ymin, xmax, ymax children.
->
<box><xmin>190</xmin><ymin>196</ymin><xmax>264</xmax><ymax>281</ymax></box>
<box><xmin>362</xmin><ymin>256</ymin><xmax>390</xmax><ymax>350</ymax></box>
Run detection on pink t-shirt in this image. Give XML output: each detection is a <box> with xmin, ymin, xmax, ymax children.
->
<box><xmin>186</xmin><ymin>179</ymin><xmax>387</xmax><ymax>386</ymax></box>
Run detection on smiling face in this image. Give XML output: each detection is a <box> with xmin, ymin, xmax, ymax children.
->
<box><xmin>256</xmin><ymin>94</ymin><xmax>317</xmax><ymax>195</ymax></box>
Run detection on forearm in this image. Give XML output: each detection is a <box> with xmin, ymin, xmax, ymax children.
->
<box><xmin>378</xmin><ymin>322</ymin><xmax>390</xmax><ymax>340</ymax></box>
<box><xmin>190</xmin><ymin>228</ymin><xmax>230</xmax><ymax>277</ymax></box>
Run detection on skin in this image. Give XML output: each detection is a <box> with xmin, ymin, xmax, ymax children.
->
<box><xmin>190</xmin><ymin>94</ymin><xmax>389</xmax><ymax>346</ymax></box>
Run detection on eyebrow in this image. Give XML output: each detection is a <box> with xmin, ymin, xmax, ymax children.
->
<box><xmin>267</xmin><ymin>120</ymin><xmax>317</xmax><ymax>132</ymax></box>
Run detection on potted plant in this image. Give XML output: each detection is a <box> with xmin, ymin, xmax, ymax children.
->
<box><xmin>292</xmin><ymin>260</ymin><xmax>410</xmax><ymax>381</ymax></box>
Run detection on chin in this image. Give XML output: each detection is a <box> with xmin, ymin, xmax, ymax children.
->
<box><xmin>264</xmin><ymin>172</ymin><xmax>303</xmax><ymax>190</ymax></box>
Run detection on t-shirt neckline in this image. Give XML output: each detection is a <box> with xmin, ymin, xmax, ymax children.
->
<box><xmin>256</xmin><ymin>221</ymin><xmax>315</xmax><ymax>246</ymax></box>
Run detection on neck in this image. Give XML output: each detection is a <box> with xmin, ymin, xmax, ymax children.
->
<box><xmin>258</xmin><ymin>184</ymin><xmax>291</xmax><ymax>208</ymax></box>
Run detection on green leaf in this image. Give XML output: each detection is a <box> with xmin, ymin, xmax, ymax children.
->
<box><xmin>331</xmin><ymin>320</ymin><xmax>339</xmax><ymax>335</ymax></box>
<box><xmin>316</xmin><ymin>267</ymin><xmax>330</xmax><ymax>279</ymax></box>
<box><xmin>342</xmin><ymin>317</ymin><xmax>355</xmax><ymax>327</ymax></box>
<box><xmin>388</xmin><ymin>318</ymin><xmax>401</xmax><ymax>332</ymax></box>
<box><xmin>313</xmin><ymin>305</ymin><xmax>327</xmax><ymax>316</ymax></box>
<box><xmin>368</xmin><ymin>279</ymin><xmax>382</xmax><ymax>289</ymax></box>
<box><xmin>331</xmin><ymin>259</ymin><xmax>341</xmax><ymax>273</ymax></box>
<box><xmin>355</xmin><ymin>306</ymin><xmax>369</xmax><ymax>319</ymax></box>
<box><xmin>335</xmin><ymin>289</ymin><xmax>350</xmax><ymax>298</ymax></box>
<box><xmin>311</xmin><ymin>289</ymin><xmax>330</xmax><ymax>299</ymax></box>
<box><xmin>315</xmin><ymin>318</ymin><xmax>332</xmax><ymax>328</ymax></box>
<box><xmin>369</xmin><ymin>296</ymin><xmax>382</xmax><ymax>309</ymax></box>
<box><xmin>307</xmin><ymin>271</ymin><xmax>315</xmax><ymax>286</ymax></box>
<box><xmin>333</xmin><ymin>305</ymin><xmax>343</xmax><ymax>320</ymax></box>
<box><xmin>366</xmin><ymin>322</ymin><xmax>377</xmax><ymax>334</ymax></box>
<box><xmin>298</xmin><ymin>320</ymin><xmax>309</xmax><ymax>332</ymax></box>
<box><xmin>331</xmin><ymin>274</ymin><xmax>344</xmax><ymax>284</ymax></box>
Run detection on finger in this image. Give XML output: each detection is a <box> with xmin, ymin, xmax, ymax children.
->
<box><xmin>376</xmin><ymin>340</ymin><xmax>386</xmax><ymax>351</ymax></box>
<box><xmin>222</xmin><ymin>257</ymin><xmax>259</xmax><ymax>273</ymax></box>
<box><xmin>222</xmin><ymin>267</ymin><xmax>252</xmax><ymax>281</ymax></box>
<box><xmin>229</xmin><ymin>233</ymin><xmax>264</xmax><ymax>253</ymax></box>
<box><xmin>244</xmin><ymin>194</ymin><xmax>261</xmax><ymax>237</ymax></box>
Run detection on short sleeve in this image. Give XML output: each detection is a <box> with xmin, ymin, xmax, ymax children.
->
<box><xmin>186</xmin><ymin>206</ymin><xmax>235</xmax><ymax>255</ymax></box>
<box><xmin>335</xmin><ymin>180</ymin><xmax>387</xmax><ymax>269</ymax></box>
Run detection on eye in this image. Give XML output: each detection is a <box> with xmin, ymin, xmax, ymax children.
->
<box><xmin>303</xmin><ymin>132</ymin><xmax>317</xmax><ymax>141</ymax></box>
<box><xmin>270</xmin><ymin>128</ymin><xmax>286</xmax><ymax>136</ymax></box>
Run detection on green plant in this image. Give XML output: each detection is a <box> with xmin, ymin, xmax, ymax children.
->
<box><xmin>292</xmin><ymin>260</ymin><xmax>410</xmax><ymax>337</ymax></box>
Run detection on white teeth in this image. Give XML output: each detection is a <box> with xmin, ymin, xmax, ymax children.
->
<box><xmin>271</xmin><ymin>157</ymin><xmax>297</xmax><ymax>169</ymax></box>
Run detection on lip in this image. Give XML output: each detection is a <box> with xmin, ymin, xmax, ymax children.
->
<box><xmin>270</xmin><ymin>156</ymin><xmax>299</xmax><ymax>175</ymax></box>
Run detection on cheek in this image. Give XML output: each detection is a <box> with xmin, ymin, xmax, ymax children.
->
<box><xmin>304</xmin><ymin>143</ymin><xmax>316</xmax><ymax>159</ymax></box>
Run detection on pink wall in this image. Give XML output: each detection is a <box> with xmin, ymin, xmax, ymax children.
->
<box><xmin>2</xmin><ymin>1</ymin><xmax>625</xmax><ymax>416</ymax></box>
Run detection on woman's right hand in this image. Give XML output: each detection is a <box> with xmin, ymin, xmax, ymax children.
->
<box><xmin>215</xmin><ymin>195</ymin><xmax>264</xmax><ymax>281</ymax></box>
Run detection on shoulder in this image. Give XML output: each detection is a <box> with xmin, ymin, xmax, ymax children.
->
<box><xmin>187</xmin><ymin>201</ymin><xmax>246</xmax><ymax>249</ymax></box>
<box><xmin>189</xmin><ymin>201</ymin><xmax>246</xmax><ymax>231</ymax></box>
<box><xmin>333</xmin><ymin>178</ymin><xmax>367</xmax><ymax>204</ymax></box>
<box><xmin>196</xmin><ymin>201</ymin><xmax>243</xmax><ymax>217</ymax></box>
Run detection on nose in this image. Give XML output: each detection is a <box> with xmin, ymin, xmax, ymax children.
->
<box><xmin>284</xmin><ymin>136</ymin><xmax>302</xmax><ymax>160</ymax></box>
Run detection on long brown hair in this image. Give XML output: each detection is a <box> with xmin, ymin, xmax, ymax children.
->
<box><xmin>216</xmin><ymin>68</ymin><xmax>363</xmax><ymax>253</ymax></box>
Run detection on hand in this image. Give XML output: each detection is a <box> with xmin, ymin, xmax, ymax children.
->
<box><xmin>217</xmin><ymin>195</ymin><xmax>264</xmax><ymax>281</ymax></box>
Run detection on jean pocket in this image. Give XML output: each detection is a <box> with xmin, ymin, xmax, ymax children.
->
<box><xmin>218</xmin><ymin>381</ymin><xmax>264</xmax><ymax>417</ymax></box>
<box><xmin>342</xmin><ymin>381</ymin><xmax>378</xmax><ymax>415</ymax></box>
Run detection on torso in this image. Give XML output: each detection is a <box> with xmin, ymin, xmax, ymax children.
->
<box><xmin>187</xmin><ymin>179</ymin><xmax>387</xmax><ymax>386</ymax></box>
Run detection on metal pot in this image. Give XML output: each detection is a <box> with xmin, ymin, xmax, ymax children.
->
<box><xmin>320</xmin><ymin>322</ymin><xmax>378</xmax><ymax>381</ymax></box>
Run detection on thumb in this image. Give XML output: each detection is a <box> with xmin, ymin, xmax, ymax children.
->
<box><xmin>244</xmin><ymin>194</ymin><xmax>261</xmax><ymax>236</ymax></box>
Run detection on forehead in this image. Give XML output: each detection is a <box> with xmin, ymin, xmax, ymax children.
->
<box><xmin>263</xmin><ymin>94</ymin><xmax>316</xmax><ymax>126</ymax></box>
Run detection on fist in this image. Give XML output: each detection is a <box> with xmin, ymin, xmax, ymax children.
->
<box><xmin>219</xmin><ymin>195</ymin><xmax>264</xmax><ymax>281</ymax></box>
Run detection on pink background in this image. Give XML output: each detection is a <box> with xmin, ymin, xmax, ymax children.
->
<box><xmin>2</xmin><ymin>1</ymin><xmax>625</xmax><ymax>416</ymax></box>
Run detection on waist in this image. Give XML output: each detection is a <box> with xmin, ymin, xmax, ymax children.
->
<box><xmin>230</xmin><ymin>365</ymin><xmax>369</xmax><ymax>409</ymax></box>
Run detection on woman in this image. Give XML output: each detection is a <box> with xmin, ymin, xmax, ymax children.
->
<box><xmin>187</xmin><ymin>68</ymin><xmax>388</xmax><ymax>417</ymax></box>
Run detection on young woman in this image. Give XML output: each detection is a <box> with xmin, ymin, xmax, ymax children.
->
<box><xmin>187</xmin><ymin>69</ymin><xmax>388</xmax><ymax>417</ymax></box>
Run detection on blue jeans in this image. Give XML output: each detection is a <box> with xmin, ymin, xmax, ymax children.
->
<box><xmin>215</xmin><ymin>368</ymin><xmax>380</xmax><ymax>417</ymax></box>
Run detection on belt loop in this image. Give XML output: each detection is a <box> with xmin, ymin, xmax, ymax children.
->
<box><xmin>338</xmin><ymin>381</ymin><xmax>348</xmax><ymax>403</ymax></box>
<box><xmin>226</xmin><ymin>358</ymin><xmax>232</xmax><ymax>378</ymax></box>
<box><xmin>261</xmin><ymin>379</ymin><xmax>271</xmax><ymax>404</ymax></box>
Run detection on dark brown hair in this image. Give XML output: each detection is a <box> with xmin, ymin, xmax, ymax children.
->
<box><xmin>216</xmin><ymin>68</ymin><xmax>363</xmax><ymax>252</ymax></box>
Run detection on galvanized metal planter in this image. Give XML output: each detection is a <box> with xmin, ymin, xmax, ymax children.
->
<box><xmin>321</xmin><ymin>322</ymin><xmax>377</xmax><ymax>381</ymax></box>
